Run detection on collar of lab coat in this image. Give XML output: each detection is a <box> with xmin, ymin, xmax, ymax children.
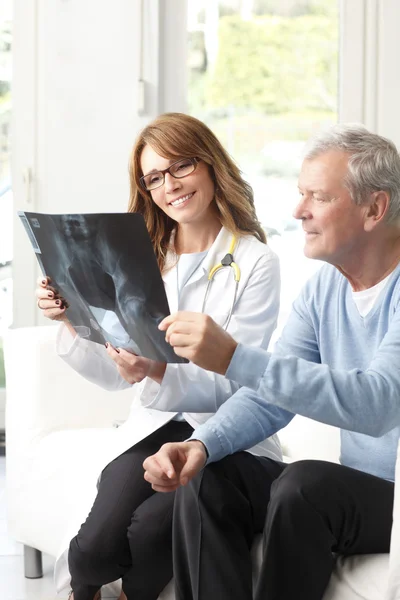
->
<box><xmin>161</xmin><ymin>226</ymin><xmax>235</xmax><ymax>288</ymax></box>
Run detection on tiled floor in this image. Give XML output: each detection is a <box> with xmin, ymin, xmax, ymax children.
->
<box><xmin>0</xmin><ymin>457</ymin><xmax>63</xmax><ymax>600</ymax></box>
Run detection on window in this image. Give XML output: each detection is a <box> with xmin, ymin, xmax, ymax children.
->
<box><xmin>0</xmin><ymin>1</ymin><xmax>12</xmax><ymax>392</ymax></box>
<box><xmin>187</xmin><ymin>0</ymin><xmax>339</xmax><ymax>335</ymax></box>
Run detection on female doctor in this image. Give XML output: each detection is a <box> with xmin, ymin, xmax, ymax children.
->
<box><xmin>35</xmin><ymin>112</ymin><xmax>282</xmax><ymax>600</ymax></box>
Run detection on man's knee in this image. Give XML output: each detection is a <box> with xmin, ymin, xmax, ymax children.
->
<box><xmin>174</xmin><ymin>457</ymin><xmax>236</xmax><ymax>515</ymax></box>
<box><xmin>176</xmin><ymin>452</ymin><xmax>268</xmax><ymax>516</ymax></box>
<box><xmin>270</xmin><ymin>460</ymin><xmax>335</xmax><ymax>511</ymax></box>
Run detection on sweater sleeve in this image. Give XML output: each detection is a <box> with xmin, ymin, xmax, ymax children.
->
<box><xmin>188</xmin><ymin>385</ymin><xmax>293</xmax><ymax>463</ymax></box>
<box><xmin>186</xmin><ymin>289</ymin><xmax>317</xmax><ymax>461</ymax></box>
<box><xmin>188</xmin><ymin>279</ymin><xmax>400</xmax><ymax>461</ymax></box>
<box><xmin>224</xmin><ymin>296</ymin><xmax>400</xmax><ymax>439</ymax></box>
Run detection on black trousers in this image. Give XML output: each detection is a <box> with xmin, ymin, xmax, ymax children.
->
<box><xmin>68</xmin><ymin>419</ymin><xmax>193</xmax><ymax>600</ymax></box>
<box><xmin>173</xmin><ymin>453</ymin><xmax>394</xmax><ymax>600</ymax></box>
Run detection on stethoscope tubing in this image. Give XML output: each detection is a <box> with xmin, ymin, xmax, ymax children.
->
<box><xmin>201</xmin><ymin>235</ymin><xmax>240</xmax><ymax>330</ymax></box>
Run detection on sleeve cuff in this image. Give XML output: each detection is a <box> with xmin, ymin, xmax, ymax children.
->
<box><xmin>56</xmin><ymin>324</ymin><xmax>82</xmax><ymax>357</ymax></box>
<box><xmin>139</xmin><ymin>377</ymin><xmax>162</xmax><ymax>407</ymax></box>
<box><xmin>225</xmin><ymin>343</ymin><xmax>270</xmax><ymax>390</ymax></box>
<box><xmin>188</xmin><ymin>422</ymin><xmax>230</xmax><ymax>464</ymax></box>
<box><xmin>185</xmin><ymin>438</ymin><xmax>209</xmax><ymax>458</ymax></box>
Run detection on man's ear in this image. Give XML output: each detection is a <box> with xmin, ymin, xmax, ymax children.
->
<box><xmin>364</xmin><ymin>191</ymin><xmax>390</xmax><ymax>231</ymax></box>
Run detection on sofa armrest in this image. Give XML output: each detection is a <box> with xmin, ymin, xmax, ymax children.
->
<box><xmin>4</xmin><ymin>326</ymin><xmax>132</xmax><ymax>449</ymax></box>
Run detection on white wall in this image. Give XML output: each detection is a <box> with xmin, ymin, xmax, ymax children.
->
<box><xmin>35</xmin><ymin>1</ymin><xmax>143</xmax><ymax>215</ymax></box>
<box><xmin>5</xmin><ymin>0</ymin><xmax>187</xmax><ymax>428</ymax></box>
<box><xmin>11</xmin><ymin>0</ymin><xmax>187</xmax><ymax>330</ymax></box>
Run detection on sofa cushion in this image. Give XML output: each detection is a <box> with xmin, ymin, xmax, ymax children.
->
<box><xmin>324</xmin><ymin>554</ymin><xmax>388</xmax><ymax>600</ymax></box>
<box><xmin>252</xmin><ymin>537</ymin><xmax>388</xmax><ymax>600</ymax></box>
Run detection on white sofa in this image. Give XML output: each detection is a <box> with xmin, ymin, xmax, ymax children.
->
<box><xmin>4</xmin><ymin>325</ymin><xmax>398</xmax><ymax>599</ymax></box>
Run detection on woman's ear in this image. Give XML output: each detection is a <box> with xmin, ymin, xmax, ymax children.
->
<box><xmin>364</xmin><ymin>190</ymin><xmax>390</xmax><ymax>231</ymax></box>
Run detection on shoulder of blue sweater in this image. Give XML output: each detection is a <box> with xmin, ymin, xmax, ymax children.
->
<box><xmin>296</xmin><ymin>264</ymin><xmax>344</xmax><ymax>308</ymax></box>
<box><xmin>305</xmin><ymin>263</ymin><xmax>341</xmax><ymax>286</ymax></box>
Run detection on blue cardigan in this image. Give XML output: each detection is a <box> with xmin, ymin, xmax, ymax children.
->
<box><xmin>190</xmin><ymin>261</ymin><xmax>400</xmax><ymax>481</ymax></box>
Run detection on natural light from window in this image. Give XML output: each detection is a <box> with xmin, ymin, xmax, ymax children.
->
<box><xmin>187</xmin><ymin>0</ymin><xmax>338</xmax><ymax>338</ymax></box>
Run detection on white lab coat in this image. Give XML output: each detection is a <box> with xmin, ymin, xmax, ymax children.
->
<box><xmin>54</xmin><ymin>226</ymin><xmax>282</xmax><ymax>595</ymax></box>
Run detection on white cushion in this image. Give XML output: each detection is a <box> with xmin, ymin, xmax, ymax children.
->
<box><xmin>251</xmin><ymin>534</ymin><xmax>387</xmax><ymax>600</ymax></box>
<box><xmin>279</xmin><ymin>414</ymin><xmax>340</xmax><ymax>463</ymax></box>
<box><xmin>325</xmin><ymin>554</ymin><xmax>388</xmax><ymax>600</ymax></box>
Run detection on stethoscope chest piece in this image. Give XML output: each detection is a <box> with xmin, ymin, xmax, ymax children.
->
<box><xmin>221</xmin><ymin>253</ymin><xmax>234</xmax><ymax>266</ymax></box>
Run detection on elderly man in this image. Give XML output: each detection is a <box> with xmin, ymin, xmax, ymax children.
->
<box><xmin>143</xmin><ymin>124</ymin><xmax>400</xmax><ymax>600</ymax></box>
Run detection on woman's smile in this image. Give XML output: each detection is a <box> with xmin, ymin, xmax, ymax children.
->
<box><xmin>169</xmin><ymin>192</ymin><xmax>195</xmax><ymax>208</ymax></box>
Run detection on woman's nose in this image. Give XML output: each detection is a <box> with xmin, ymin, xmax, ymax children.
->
<box><xmin>164</xmin><ymin>172</ymin><xmax>181</xmax><ymax>192</ymax></box>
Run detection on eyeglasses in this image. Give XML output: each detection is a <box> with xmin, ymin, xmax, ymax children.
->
<box><xmin>140</xmin><ymin>157</ymin><xmax>199</xmax><ymax>191</ymax></box>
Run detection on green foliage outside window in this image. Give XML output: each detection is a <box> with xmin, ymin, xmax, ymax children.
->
<box><xmin>190</xmin><ymin>14</ymin><xmax>337</xmax><ymax>116</ymax></box>
<box><xmin>188</xmin><ymin>11</ymin><xmax>338</xmax><ymax>175</ymax></box>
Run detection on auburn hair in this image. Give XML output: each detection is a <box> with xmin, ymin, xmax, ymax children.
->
<box><xmin>128</xmin><ymin>112</ymin><xmax>266</xmax><ymax>271</ymax></box>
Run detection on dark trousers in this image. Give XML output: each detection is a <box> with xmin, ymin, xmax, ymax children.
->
<box><xmin>173</xmin><ymin>454</ymin><xmax>394</xmax><ymax>600</ymax></box>
<box><xmin>68</xmin><ymin>419</ymin><xmax>193</xmax><ymax>600</ymax></box>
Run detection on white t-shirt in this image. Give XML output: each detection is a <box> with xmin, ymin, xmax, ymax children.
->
<box><xmin>352</xmin><ymin>273</ymin><xmax>392</xmax><ymax>317</ymax></box>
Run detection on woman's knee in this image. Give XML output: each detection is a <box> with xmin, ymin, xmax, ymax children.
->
<box><xmin>69</xmin><ymin>523</ymin><xmax>126</xmax><ymax>571</ymax></box>
<box><xmin>68</xmin><ymin>535</ymin><xmax>111</xmax><ymax>582</ymax></box>
<box><xmin>127</xmin><ymin>492</ymin><xmax>174</xmax><ymax>550</ymax></box>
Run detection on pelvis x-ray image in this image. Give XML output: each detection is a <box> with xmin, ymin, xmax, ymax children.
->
<box><xmin>19</xmin><ymin>211</ymin><xmax>187</xmax><ymax>363</ymax></box>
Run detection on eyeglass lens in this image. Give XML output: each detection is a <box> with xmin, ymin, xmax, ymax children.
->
<box><xmin>142</xmin><ymin>158</ymin><xmax>196</xmax><ymax>190</ymax></box>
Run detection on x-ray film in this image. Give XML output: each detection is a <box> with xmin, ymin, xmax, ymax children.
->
<box><xmin>19</xmin><ymin>211</ymin><xmax>187</xmax><ymax>363</ymax></box>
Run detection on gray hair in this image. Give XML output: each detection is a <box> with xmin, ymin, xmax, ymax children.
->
<box><xmin>303</xmin><ymin>123</ymin><xmax>400</xmax><ymax>224</ymax></box>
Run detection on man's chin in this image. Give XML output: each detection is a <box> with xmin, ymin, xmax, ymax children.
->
<box><xmin>303</xmin><ymin>245</ymin><xmax>323</xmax><ymax>261</ymax></box>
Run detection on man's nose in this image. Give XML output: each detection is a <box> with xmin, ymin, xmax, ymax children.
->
<box><xmin>293</xmin><ymin>195</ymin><xmax>311</xmax><ymax>220</ymax></box>
<box><xmin>164</xmin><ymin>172</ymin><xmax>181</xmax><ymax>192</ymax></box>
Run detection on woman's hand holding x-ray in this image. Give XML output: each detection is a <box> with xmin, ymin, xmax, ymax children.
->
<box><xmin>35</xmin><ymin>276</ymin><xmax>71</xmax><ymax>324</ymax></box>
<box><xmin>105</xmin><ymin>344</ymin><xmax>166</xmax><ymax>385</ymax></box>
<box><xmin>159</xmin><ymin>312</ymin><xmax>238</xmax><ymax>375</ymax></box>
<box><xmin>143</xmin><ymin>440</ymin><xmax>208</xmax><ymax>492</ymax></box>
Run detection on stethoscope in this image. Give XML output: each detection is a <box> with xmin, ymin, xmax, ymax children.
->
<box><xmin>201</xmin><ymin>235</ymin><xmax>241</xmax><ymax>330</ymax></box>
